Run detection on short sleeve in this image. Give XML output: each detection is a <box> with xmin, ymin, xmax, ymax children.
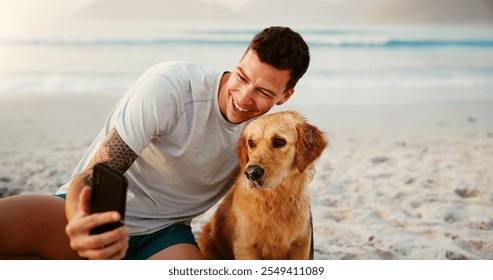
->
<box><xmin>114</xmin><ymin>73</ymin><xmax>182</xmax><ymax>155</ymax></box>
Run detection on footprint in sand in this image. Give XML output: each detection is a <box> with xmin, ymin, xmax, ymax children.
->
<box><xmin>445</xmin><ymin>250</ymin><xmax>469</xmax><ymax>260</ymax></box>
<box><xmin>443</xmin><ymin>210</ymin><xmax>466</xmax><ymax>223</ymax></box>
<box><xmin>452</xmin><ymin>239</ymin><xmax>493</xmax><ymax>259</ymax></box>
<box><xmin>0</xmin><ymin>187</ymin><xmax>20</xmax><ymax>198</ymax></box>
<box><xmin>454</xmin><ymin>188</ymin><xmax>480</xmax><ymax>198</ymax></box>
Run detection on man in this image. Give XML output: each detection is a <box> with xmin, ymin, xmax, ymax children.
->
<box><xmin>0</xmin><ymin>26</ymin><xmax>310</xmax><ymax>260</ymax></box>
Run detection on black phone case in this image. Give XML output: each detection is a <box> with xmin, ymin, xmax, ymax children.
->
<box><xmin>89</xmin><ymin>163</ymin><xmax>128</xmax><ymax>235</ymax></box>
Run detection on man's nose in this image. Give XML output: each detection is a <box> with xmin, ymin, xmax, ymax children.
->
<box><xmin>237</xmin><ymin>85</ymin><xmax>255</xmax><ymax>106</ymax></box>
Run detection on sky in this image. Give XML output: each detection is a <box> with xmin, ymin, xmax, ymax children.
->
<box><xmin>0</xmin><ymin>0</ymin><xmax>96</xmax><ymax>36</ymax></box>
<box><xmin>199</xmin><ymin>0</ymin><xmax>252</xmax><ymax>10</ymax></box>
<box><xmin>1</xmin><ymin>0</ymin><xmax>254</xmax><ymax>23</ymax></box>
<box><xmin>1</xmin><ymin>0</ymin><xmax>96</xmax><ymax>22</ymax></box>
<box><xmin>2</xmin><ymin>0</ymin><xmax>489</xmax><ymax>37</ymax></box>
<box><xmin>0</xmin><ymin>0</ymin><xmax>339</xmax><ymax>37</ymax></box>
<box><xmin>1</xmin><ymin>0</ymin><xmax>344</xmax><ymax>22</ymax></box>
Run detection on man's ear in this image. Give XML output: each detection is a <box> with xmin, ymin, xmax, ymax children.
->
<box><xmin>276</xmin><ymin>88</ymin><xmax>294</xmax><ymax>105</ymax></box>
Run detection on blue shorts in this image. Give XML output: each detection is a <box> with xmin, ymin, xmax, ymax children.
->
<box><xmin>54</xmin><ymin>193</ymin><xmax>198</xmax><ymax>260</ymax></box>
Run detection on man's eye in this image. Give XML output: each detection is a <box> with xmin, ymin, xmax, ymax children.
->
<box><xmin>257</xmin><ymin>90</ymin><xmax>272</xmax><ymax>99</ymax></box>
<box><xmin>273</xmin><ymin>138</ymin><xmax>286</xmax><ymax>148</ymax></box>
<box><xmin>237</xmin><ymin>73</ymin><xmax>247</xmax><ymax>82</ymax></box>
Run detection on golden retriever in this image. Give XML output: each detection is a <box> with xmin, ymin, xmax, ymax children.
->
<box><xmin>197</xmin><ymin>111</ymin><xmax>328</xmax><ymax>259</ymax></box>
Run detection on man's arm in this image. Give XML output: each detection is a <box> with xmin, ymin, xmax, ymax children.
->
<box><xmin>66</xmin><ymin>127</ymin><xmax>138</xmax><ymax>222</ymax></box>
<box><xmin>64</xmin><ymin>128</ymin><xmax>138</xmax><ymax>259</ymax></box>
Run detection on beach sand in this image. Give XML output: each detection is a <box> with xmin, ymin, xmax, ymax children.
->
<box><xmin>1</xmin><ymin>93</ymin><xmax>492</xmax><ymax>260</ymax></box>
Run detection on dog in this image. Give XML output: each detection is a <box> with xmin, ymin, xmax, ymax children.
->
<box><xmin>197</xmin><ymin>111</ymin><xmax>328</xmax><ymax>259</ymax></box>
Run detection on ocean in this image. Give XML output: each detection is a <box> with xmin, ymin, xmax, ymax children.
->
<box><xmin>1</xmin><ymin>22</ymin><xmax>492</xmax><ymax>106</ymax></box>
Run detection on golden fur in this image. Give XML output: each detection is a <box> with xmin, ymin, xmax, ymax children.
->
<box><xmin>197</xmin><ymin>111</ymin><xmax>328</xmax><ymax>259</ymax></box>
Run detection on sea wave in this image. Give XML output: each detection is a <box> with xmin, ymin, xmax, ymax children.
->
<box><xmin>302</xmin><ymin>73</ymin><xmax>493</xmax><ymax>89</ymax></box>
<box><xmin>1</xmin><ymin>36</ymin><xmax>492</xmax><ymax>48</ymax></box>
<box><xmin>0</xmin><ymin>74</ymin><xmax>134</xmax><ymax>95</ymax></box>
<box><xmin>307</xmin><ymin>37</ymin><xmax>493</xmax><ymax>48</ymax></box>
<box><xmin>2</xmin><ymin>71</ymin><xmax>492</xmax><ymax>95</ymax></box>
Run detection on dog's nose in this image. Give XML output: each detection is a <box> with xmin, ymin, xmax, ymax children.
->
<box><xmin>245</xmin><ymin>165</ymin><xmax>264</xmax><ymax>181</ymax></box>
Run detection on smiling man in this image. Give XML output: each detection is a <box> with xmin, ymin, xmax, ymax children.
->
<box><xmin>219</xmin><ymin>49</ymin><xmax>295</xmax><ymax>124</ymax></box>
<box><xmin>0</xmin><ymin>26</ymin><xmax>310</xmax><ymax>260</ymax></box>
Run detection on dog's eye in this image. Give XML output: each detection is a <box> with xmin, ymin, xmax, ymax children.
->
<box><xmin>273</xmin><ymin>138</ymin><xmax>286</xmax><ymax>148</ymax></box>
<box><xmin>248</xmin><ymin>139</ymin><xmax>255</xmax><ymax>148</ymax></box>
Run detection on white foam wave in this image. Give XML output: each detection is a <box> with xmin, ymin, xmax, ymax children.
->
<box><xmin>0</xmin><ymin>74</ymin><xmax>134</xmax><ymax>95</ymax></box>
<box><xmin>302</xmin><ymin>74</ymin><xmax>493</xmax><ymax>90</ymax></box>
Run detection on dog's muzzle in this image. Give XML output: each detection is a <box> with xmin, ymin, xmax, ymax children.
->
<box><xmin>245</xmin><ymin>164</ymin><xmax>264</xmax><ymax>183</ymax></box>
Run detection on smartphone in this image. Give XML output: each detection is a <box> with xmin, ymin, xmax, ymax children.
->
<box><xmin>89</xmin><ymin>163</ymin><xmax>128</xmax><ymax>235</ymax></box>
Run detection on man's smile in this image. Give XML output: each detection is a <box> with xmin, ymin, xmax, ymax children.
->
<box><xmin>233</xmin><ymin>99</ymin><xmax>249</xmax><ymax>113</ymax></box>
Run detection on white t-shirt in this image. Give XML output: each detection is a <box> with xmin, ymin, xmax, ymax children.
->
<box><xmin>57</xmin><ymin>61</ymin><xmax>249</xmax><ymax>235</ymax></box>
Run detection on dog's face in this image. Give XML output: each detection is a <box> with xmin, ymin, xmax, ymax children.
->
<box><xmin>237</xmin><ymin>111</ymin><xmax>328</xmax><ymax>190</ymax></box>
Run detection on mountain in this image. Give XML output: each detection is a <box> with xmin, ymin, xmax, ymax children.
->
<box><xmin>237</xmin><ymin>0</ymin><xmax>371</xmax><ymax>25</ymax></box>
<box><xmin>71</xmin><ymin>0</ymin><xmax>493</xmax><ymax>25</ymax></box>
<box><xmin>365</xmin><ymin>0</ymin><xmax>493</xmax><ymax>24</ymax></box>
<box><xmin>240</xmin><ymin>0</ymin><xmax>493</xmax><ymax>25</ymax></box>
<box><xmin>72</xmin><ymin>0</ymin><xmax>234</xmax><ymax>22</ymax></box>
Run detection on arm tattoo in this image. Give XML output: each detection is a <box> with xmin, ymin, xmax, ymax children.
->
<box><xmin>83</xmin><ymin>175</ymin><xmax>93</xmax><ymax>187</ymax></box>
<box><xmin>94</xmin><ymin>128</ymin><xmax>138</xmax><ymax>174</ymax></box>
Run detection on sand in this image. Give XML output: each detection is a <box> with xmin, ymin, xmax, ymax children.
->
<box><xmin>1</xmin><ymin>92</ymin><xmax>492</xmax><ymax>260</ymax></box>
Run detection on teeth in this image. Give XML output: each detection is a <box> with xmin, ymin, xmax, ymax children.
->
<box><xmin>233</xmin><ymin>99</ymin><xmax>248</xmax><ymax>112</ymax></box>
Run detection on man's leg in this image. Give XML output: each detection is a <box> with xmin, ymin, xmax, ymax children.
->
<box><xmin>0</xmin><ymin>194</ymin><xmax>81</xmax><ymax>259</ymax></box>
<box><xmin>124</xmin><ymin>224</ymin><xmax>205</xmax><ymax>260</ymax></box>
<box><xmin>147</xmin><ymin>244</ymin><xmax>204</xmax><ymax>260</ymax></box>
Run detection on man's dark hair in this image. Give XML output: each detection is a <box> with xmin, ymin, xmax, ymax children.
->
<box><xmin>245</xmin><ymin>26</ymin><xmax>310</xmax><ymax>90</ymax></box>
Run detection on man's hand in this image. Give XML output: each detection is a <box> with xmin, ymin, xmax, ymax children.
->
<box><xmin>65</xmin><ymin>186</ymin><xmax>129</xmax><ymax>260</ymax></box>
<box><xmin>64</xmin><ymin>128</ymin><xmax>137</xmax><ymax>259</ymax></box>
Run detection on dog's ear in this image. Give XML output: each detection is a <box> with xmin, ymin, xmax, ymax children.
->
<box><xmin>237</xmin><ymin>133</ymin><xmax>249</xmax><ymax>168</ymax></box>
<box><xmin>295</xmin><ymin>122</ymin><xmax>328</xmax><ymax>172</ymax></box>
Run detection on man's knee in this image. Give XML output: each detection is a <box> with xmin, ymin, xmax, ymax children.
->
<box><xmin>147</xmin><ymin>243</ymin><xmax>205</xmax><ymax>260</ymax></box>
<box><xmin>0</xmin><ymin>194</ymin><xmax>78</xmax><ymax>259</ymax></box>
